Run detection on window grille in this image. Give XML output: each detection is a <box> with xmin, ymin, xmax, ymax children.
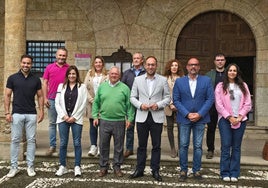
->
<box><xmin>26</xmin><ymin>41</ymin><xmax>65</xmax><ymax>77</ymax></box>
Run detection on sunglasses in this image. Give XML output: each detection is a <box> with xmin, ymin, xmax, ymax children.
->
<box><xmin>229</xmin><ymin>90</ymin><xmax>235</xmax><ymax>100</ymax></box>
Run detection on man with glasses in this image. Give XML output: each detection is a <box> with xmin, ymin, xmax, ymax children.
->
<box><xmin>173</xmin><ymin>57</ymin><xmax>214</xmax><ymax>181</ymax></box>
<box><xmin>205</xmin><ymin>53</ymin><xmax>226</xmax><ymax>159</ymax></box>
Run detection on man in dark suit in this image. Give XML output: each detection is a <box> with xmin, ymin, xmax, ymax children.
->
<box><xmin>173</xmin><ymin>57</ymin><xmax>214</xmax><ymax>181</ymax></box>
<box><xmin>129</xmin><ymin>56</ymin><xmax>170</xmax><ymax>182</ymax></box>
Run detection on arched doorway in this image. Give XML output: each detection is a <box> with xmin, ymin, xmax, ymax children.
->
<box><xmin>176</xmin><ymin>11</ymin><xmax>256</xmax><ymax>121</ymax></box>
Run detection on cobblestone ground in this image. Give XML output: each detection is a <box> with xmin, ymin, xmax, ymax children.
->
<box><xmin>0</xmin><ymin>158</ymin><xmax>267</xmax><ymax>188</ymax></box>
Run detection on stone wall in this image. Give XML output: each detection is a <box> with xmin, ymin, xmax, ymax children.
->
<box><xmin>0</xmin><ymin>0</ymin><xmax>268</xmax><ymax>127</ymax></box>
<box><xmin>0</xmin><ymin>0</ymin><xmax>4</xmax><ymax>116</ymax></box>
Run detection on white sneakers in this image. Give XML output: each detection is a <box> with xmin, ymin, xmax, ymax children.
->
<box><xmin>74</xmin><ymin>166</ymin><xmax>81</xmax><ymax>176</ymax></box>
<box><xmin>7</xmin><ymin>168</ymin><xmax>20</xmax><ymax>178</ymax></box>
<box><xmin>223</xmin><ymin>177</ymin><xmax>238</xmax><ymax>182</ymax></box>
<box><xmin>55</xmin><ymin>165</ymin><xmax>82</xmax><ymax>177</ymax></box>
<box><xmin>88</xmin><ymin>145</ymin><xmax>98</xmax><ymax>156</ymax></box>
<box><xmin>8</xmin><ymin>165</ymin><xmax>80</xmax><ymax>177</ymax></box>
<box><xmin>55</xmin><ymin>165</ymin><xmax>68</xmax><ymax>176</ymax></box>
<box><xmin>7</xmin><ymin>167</ymin><xmax>36</xmax><ymax>177</ymax></box>
<box><xmin>231</xmin><ymin>177</ymin><xmax>238</xmax><ymax>182</ymax></box>
<box><xmin>27</xmin><ymin>166</ymin><xmax>36</xmax><ymax>177</ymax></box>
<box><xmin>223</xmin><ymin>177</ymin><xmax>230</xmax><ymax>182</ymax></box>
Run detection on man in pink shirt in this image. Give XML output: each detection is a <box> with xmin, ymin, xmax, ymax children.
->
<box><xmin>43</xmin><ymin>47</ymin><xmax>69</xmax><ymax>156</ymax></box>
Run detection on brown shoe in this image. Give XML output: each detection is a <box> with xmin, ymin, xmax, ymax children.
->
<box><xmin>114</xmin><ymin>169</ymin><xmax>124</xmax><ymax>177</ymax></box>
<box><xmin>124</xmin><ymin>150</ymin><xmax>134</xmax><ymax>158</ymax></box>
<box><xmin>98</xmin><ymin>169</ymin><xmax>108</xmax><ymax>177</ymax></box>
<box><xmin>45</xmin><ymin>147</ymin><xmax>56</xmax><ymax>156</ymax></box>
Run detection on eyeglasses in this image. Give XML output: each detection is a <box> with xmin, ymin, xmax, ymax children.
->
<box><xmin>229</xmin><ymin>90</ymin><xmax>235</xmax><ymax>100</ymax></box>
<box><xmin>187</xmin><ymin>63</ymin><xmax>199</xmax><ymax>67</ymax></box>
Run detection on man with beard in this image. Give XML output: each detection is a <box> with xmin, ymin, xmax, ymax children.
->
<box><xmin>173</xmin><ymin>57</ymin><xmax>214</xmax><ymax>181</ymax></box>
<box><xmin>205</xmin><ymin>53</ymin><xmax>226</xmax><ymax>159</ymax></box>
<box><xmin>129</xmin><ymin>56</ymin><xmax>170</xmax><ymax>182</ymax></box>
<box><xmin>43</xmin><ymin>47</ymin><xmax>70</xmax><ymax>156</ymax></box>
<box><xmin>5</xmin><ymin>54</ymin><xmax>44</xmax><ymax>177</ymax></box>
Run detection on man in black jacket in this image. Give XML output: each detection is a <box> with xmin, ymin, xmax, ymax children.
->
<box><xmin>121</xmin><ymin>52</ymin><xmax>146</xmax><ymax>158</ymax></box>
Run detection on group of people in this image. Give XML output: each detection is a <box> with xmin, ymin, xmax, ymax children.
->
<box><xmin>4</xmin><ymin>48</ymin><xmax>252</xmax><ymax>183</ymax></box>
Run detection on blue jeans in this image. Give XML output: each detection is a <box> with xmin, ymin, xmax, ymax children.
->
<box><xmin>125</xmin><ymin>124</ymin><xmax>134</xmax><ymax>151</ymax></box>
<box><xmin>89</xmin><ymin>118</ymin><xmax>98</xmax><ymax>146</ymax></box>
<box><xmin>179</xmin><ymin>123</ymin><xmax>205</xmax><ymax>173</ymax></box>
<box><xmin>218</xmin><ymin>117</ymin><xmax>246</xmax><ymax>178</ymax></box>
<box><xmin>48</xmin><ymin>99</ymin><xmax>57</xmax><ymax>148</ymax></box>
<box><xmin>58</xmin><ymin>121</ymin><xmax>83</xmax><ymax>167</ymax></box>
<box><xmin>10</xmin><ymin>114</ymin><xmax>37</xmax><ymax>168</ymax></box>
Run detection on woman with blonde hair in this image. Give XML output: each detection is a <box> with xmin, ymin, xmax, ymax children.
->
<box><xmin>84</xmin><ymin>56</ymin><xmax>108</xmax><ymax>156</ymax></box>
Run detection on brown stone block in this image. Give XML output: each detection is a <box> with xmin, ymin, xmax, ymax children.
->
<box><xmin>256</xmin><ymin>74</ymin><xmax>268</xmax><ymax>87</ymax></box>
<box><xmin>263</xmin><ymin>141</ymin><xmax>268</xmax><ymax>161</ymax></box>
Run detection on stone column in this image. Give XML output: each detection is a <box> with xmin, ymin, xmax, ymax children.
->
<box><xmin>0</xmin><ymin>0</ymin><xmax>26</xmax><ymax>160</ymax></box>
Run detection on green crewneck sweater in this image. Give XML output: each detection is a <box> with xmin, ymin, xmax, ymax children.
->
<box><xmin>92</xmin><ymin>81</ymin><xmax>135</xmax><ymax>122</ymax></box>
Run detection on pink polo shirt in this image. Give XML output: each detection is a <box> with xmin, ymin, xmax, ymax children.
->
<box><xmin>43</xmin><ymin>61</ymin><xmax>69</xmax><ymax>99</ymax></box>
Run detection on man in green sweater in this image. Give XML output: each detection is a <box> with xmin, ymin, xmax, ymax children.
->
<box><xmin>92</xmin><ymin>66</ymin><xmax>135</xmax><ymax>178</ymax></box>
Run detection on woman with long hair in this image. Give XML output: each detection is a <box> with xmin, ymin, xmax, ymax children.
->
<box><xmin>215</xmin><ymin>63</ymin><xmax>252</xmax><ymax>182</ymax></box>
<box><xmin>163</xmin><ymin>59</ymin><xmax>184</xmax><ymax>158</ymax></box>
<box><xmin>84</xmin><ymin>56</ymin><xmax>108</xmax><ymax>156</ymax></box>
<box><xmin>55</xmin><ymin>65</ymin><xmax>87</xmax><ymax>177</ymax></box>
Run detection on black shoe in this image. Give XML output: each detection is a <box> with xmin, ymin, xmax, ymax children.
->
<box><xmin>129</xmin><ymin>169</ymin><xmax>144</xmax><ymax>179</ymax></box>
<box><xmin>178</xmin><ymin>171</ymin><xmax>187</xmax><ymax>182</ymax></box>
<box><xmin>152</xmin><ymin>171</ymin><xmax>162</xmax><ymax>182</ymax></box>
<box><xmin>193</xmin><ymin>171</ymin><xmax>203</xmax><ymax>180</ymax></box>
<box><xmin>206</xmin><ymin>151</ymin><xmax>214</xmax><ymax>159</ymax></box>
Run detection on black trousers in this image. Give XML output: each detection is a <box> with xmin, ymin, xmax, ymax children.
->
<box><xmin>136</xmin><ymin>112</ymin><xmax>163</xmax><ymax>172</ymax></box>
<box><xmin>206</xmin><ymin>104</ymin><xmax>218</xmax><ymax>152</ymax></box>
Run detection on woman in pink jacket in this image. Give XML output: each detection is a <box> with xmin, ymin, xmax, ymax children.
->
<box><xmin>215</xmin><ymin>63</ymin><xmax>252</xmax><ymax>182</ymax></box>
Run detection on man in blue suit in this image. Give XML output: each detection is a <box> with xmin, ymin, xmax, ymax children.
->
<box><xmin>173</xmin><ymin>57</ymin><xmax>214</xmax><ymax>181</ymax></box>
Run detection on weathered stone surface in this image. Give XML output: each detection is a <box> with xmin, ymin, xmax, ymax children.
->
<box><xmin>1</xmin><ymin>0</ymin><xmax>268</xmax><ymax>160</ymax></box>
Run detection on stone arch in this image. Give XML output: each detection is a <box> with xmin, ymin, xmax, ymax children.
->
<box><xmin>163</xmin><ymin>1</ymin><xmax>267</xmax><ymax>59</ymax></box>
<box><xmin>162</xmin><ymin>1</ymin><xmax>268</xmax><ymax>126</ymax></box>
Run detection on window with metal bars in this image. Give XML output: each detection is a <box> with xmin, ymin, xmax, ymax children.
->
<box><xmin>26</xmin><ymin>41</ymin><xmax>65</xmax><ymax>77</ymax></box>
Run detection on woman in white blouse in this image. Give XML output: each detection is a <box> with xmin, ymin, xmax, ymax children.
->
<box><xmin>55</xmin><ymin>65</ymin><xmax>87</xmax><ymax>177</ymax></box>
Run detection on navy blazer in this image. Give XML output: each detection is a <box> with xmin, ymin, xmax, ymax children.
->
<box><xmin>173</xmin><ymin>75</ymin><xmax>214</xmax><ymax>124</ymax></box>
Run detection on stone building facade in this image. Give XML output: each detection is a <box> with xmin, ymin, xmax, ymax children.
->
<box><xmin>0</xmin><ymin>0</ymin><xmax>268</xmax><ymax>159</ymax></box>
